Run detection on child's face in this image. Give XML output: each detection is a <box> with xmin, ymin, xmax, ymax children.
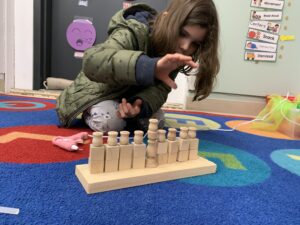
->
<box><xmin>176</xmin><ymin>25</ymin><xmax>207</xmax><ymax>56</ymax></box>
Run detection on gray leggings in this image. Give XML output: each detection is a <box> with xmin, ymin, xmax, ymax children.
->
<box><xmin>83</xmin><ymin>100</ymin><xmax>164</xmax><ymax>133</ymax></box>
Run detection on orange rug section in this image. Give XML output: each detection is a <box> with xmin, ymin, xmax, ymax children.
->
<box><xmin>226</xmin><ymin>120</ymin><xmax>300</xmax><ymax>140</ymax></box>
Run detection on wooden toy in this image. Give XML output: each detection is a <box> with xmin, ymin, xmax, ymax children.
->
<box><xmin>88</xmin><ymin>132</ymin><xmax>105</xmax><ymax>174</ymax></box>
<box><xmin>146</xmin><ymin>119</ymin><xmax>158</xmax><ymax>168</ymax></box>
<box><xmin>146</xmin><ymin>139</ymin><xmax>158</xmax><ymax>168</ymax></box>
<box><xmin>119</xmin><ymin>131</ymin><xmax>133</xmax><ymax>171</ymax></box>
<box><xmin>188</xmin><ymin>127</ymin><xmax>200</xmax><ymax>160</ymax></box>
<box><xmin>177</xmin><ymin>127</ymin><xmax>190</xmax><ymax>162</ymax></box>
<box><xmin>132</xmin><ymin>130</ymin><xmax>146</xmax><ymax>169</ymax></box>
<box><xmin>104</xmin><ymin>131</ymin><xmax>120</xmax><ymax>172</ymax></box>
<box><xmin>75</xmin><ymin>120</ymin><xmax>217</xmax><ymax>194</ymax></box>
<box><xmin>167</xmin><ymin>128</ymin><xmax>179</xmax><ymax>163</ymax></box>
<box><xmin>157</xmin><ymin>129</ymin><xmax>168</xmax><ymax>165</ymax></box>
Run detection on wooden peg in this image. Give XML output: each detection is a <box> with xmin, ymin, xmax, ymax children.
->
<box><xmin>107</xmin><ymin>131</ymin><xmax>118</xmax><ymax>146</ymax></box>
<box><xmin>157</xmin><ymin>129</ymin><xmax>166</xmax><ymax>142</ymax></box>
<box><xmin>188</xmin><ymin>127</ymin><xmax>197</xmax><ymax>139</ymax></box>
<box><xmin>179</xmin><ymin>127</ymin><xmax>188</xmax><ymax>139</ymax></box>
<box><xmin>148</xmin><ymin>118</ymin><xmax>158</xmax><ymax>131</ymax></box>
<box><xmin>120</xmin><ymin>131</ymin><xmax>130</xmax><ymax>145</ymax></box>
<box><xmin>134</xmin><ymin>130</ymin><xmax>144</xmax><ymax>144</ymax></box>
<box><xmin>147</xmin><ymin>130</ymin><xmax>157</xmax><ymax>140</ymax></box>
<box><xmin>146</xmin><ymin>139</ymin><xmax>157</xmax><ymax>158</ymax></box>
<box><xmin>167</xmin><ymin>128</ymin><xmax>177</xmax><ymax>141</ymax></box>
<box><xmin>92</xmin><ymin>132</ymin><xmax>103</xmax><ymax>147</ymax></box>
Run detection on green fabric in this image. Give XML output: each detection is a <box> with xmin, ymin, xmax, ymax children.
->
<box><xmin>56</xmin><ymin>4</ymin><xmax>173</xmax><ymax>127</ymax></box>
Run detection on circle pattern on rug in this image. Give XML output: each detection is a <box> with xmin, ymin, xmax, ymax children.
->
<box><xmin>271</xmin><ymin>149</ymin><xmax>300</xmax><ymax>176</ymax></box>
<box><xmin>226</xmin><ymin>120</ymin><xmax>300</xmax><ymax>140</ymax></box>
<box><xmin>181</xmin><ymin>140</ymin><xmax>271</xmax><ymax>187</ymax></box>
<box><xmin>0</xmin><ymin>125</ymin><xmax>91</xmax><ymax>164</ymax></box>
<box><xmin>0</xmin><ymin>100</ymin><xmax>55</xmax><ymax>111</ymax></box>
<box><xmin>165</xmin><ymin>113</ymin><xmax>221</xmax><ymax>130</ymax></box>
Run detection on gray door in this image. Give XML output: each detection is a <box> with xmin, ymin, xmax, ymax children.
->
<box><xmin>50</xmin><ymin>0</ymin><xmax>169</xmax><ymax>80</ymax></box>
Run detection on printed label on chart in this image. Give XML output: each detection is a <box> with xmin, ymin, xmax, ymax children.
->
<box><xmin>250</xmin><ymin>0</ymin><xmax>285</xmax><ymax>10</ymax></box>
<box><xmin>244</xmin><ymin>51</ymin><xmax>277</xmax><ymax>62</ymax></box>
<box><xmin>78</xmin><ymin>0</ymin><xmax>88</xmax><ymax>7</ymax></box>
<box><xmin>250</xmin><ymin>10</ymin><xmax>283</xmax><ymax>21</ymax></box>
<box><xmin>245</xmin><ymin>41</ymin><xmax>277</xmax><ymax>52</ymax></box>
<box><xmin>248</xmin><ymin>21</ymin><xmax>281</xmax><ymax>34</ymax></box>
<box><xmin>247</xmin><ymin>28</ymin><xmax>279</xmax><ymax>44</ymax></box>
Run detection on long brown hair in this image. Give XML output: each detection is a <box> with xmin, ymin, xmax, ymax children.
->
<box><xmin>151</xmin><ymin>0</ymin><xmax>220</xmax><ymax>101</ymax></box>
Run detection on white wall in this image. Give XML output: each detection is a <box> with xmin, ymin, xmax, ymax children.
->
<box><xmin>1</xmin><ymin>0</ymin><xmax>15</xmax><ymax>92</ymax></box>
<box><xmin>0</xmin><ymin>1</ymin><xmax>4</xmax><ymax>74</ymax></box>
<box><xmin>214</xmin><ymin>0</ymin><xmax>300</xmax><ymax>96</ymax></box>
<box><xmin>14</xmin><ymin>0</ymin><xmax>33</xmax><ymax>90</ymax></box>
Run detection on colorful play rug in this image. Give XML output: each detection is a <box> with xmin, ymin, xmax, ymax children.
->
<box><xmin>0</xmin><ymin>94</ymin><xmax>299</xmax><ymax>225</ymax></box>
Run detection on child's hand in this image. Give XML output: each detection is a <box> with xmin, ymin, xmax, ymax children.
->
<box><xmin>155</xmin><ymin>53</ymin><xmax>198</xmax><ymax>89</ymax></box>
<box><xmin>117</xmin><ymin>98</ymin><xmax>143</xmax><ymax>118</ymax></box>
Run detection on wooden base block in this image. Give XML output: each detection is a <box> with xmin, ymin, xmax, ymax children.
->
<box><xmin>168</xmin><ymin>152</ymin><xmax>178</xmax><ymax>163</ymax></box>
<box><xmin>146</xmin><ymin>157</ymin><xmax>158</xmax><ymax>168</ymax></box>
<box><xmin>88</xmin><ymin>159</ymin><xmax>104</xmax><ymax>174</ymax></box>
<box><xmin>189</xmin><ymin>150</ymin><xmax>199</xmax><ymax>160</ymax></box>
<box><xmin>157</xmin><ymin>153</ymin><xmax>168</xmax><ymax>165</ymax></box>
<box><xmin>132</xmin><ymin>157</ymin><xmax>145</xmax><ymax>169</ymax></box>
<box><xmin>75</xmin><ymin>157</ymin><xmax>217</xmax><ymax>194</ymax></box>
<box><xmin>105</xmin><ymin>160</ymin><xmax>119</xmax><ymax>173</ymax></box>
<box><xmin>177</xmin><ymin>150</ymin><xmax>189</xmax><ymax>162</ymax></box>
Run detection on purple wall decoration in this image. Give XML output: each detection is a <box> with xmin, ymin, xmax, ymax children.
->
<box><xmin>66</xmin><ymin>19</ymin><xmax>96</xmax><ymax>51</ymax></box>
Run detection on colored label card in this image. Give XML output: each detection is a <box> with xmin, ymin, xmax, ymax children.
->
<box><xmin>250</xmin><ymin>10</ymin><xmax>283</xmax><ymax>21</ymax></box>
<box><xmin>280</xmin><ymin>35</ymin><xmax>296</xmax><ymax>41</ymax></box>
<box><xmin>247</xmin><ymin>28</ymin><xmax>279</xmax><ymax>44</ymax></box>
<box><xmin>245</xmin><ymin>41</ymin><xmax>277</xmax><ymax>52</ymax></box>
<box><xmin>251</xmin><ymin>0</ymin><xmax>285</xmax><ymax>10</ymax></box>
<box><xmin>245</xmin><ymin>51</ymin><xmax>277</xmax><ymax>62</ymax></box>
<box><xmin>78</xmin><ymin>0</ymin><xmax>88</xmax><ymax>7</ymax></box>
<box><xmin>249</xmin><ymin>21</ymin><xmax>281</xmax><ymax>34</ymax></box>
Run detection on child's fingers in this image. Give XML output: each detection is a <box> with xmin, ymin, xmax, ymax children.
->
<box><xmin>133</xmin><ymin>99</ymin><xmax>143</xmax><ymax>108</ymax></box>
<box><xmin>126</xmin><ymin>103</ymin><xmax>134</xmax><ymax>116</ymax></box>
<box><xmin>122</xmin><ymin>98</ymin><xmax>129</xmax><ymax>114</ymax></box>
<box><xmin>118</xmin><ymin>103</ymin><xmax>126</xmax><ymax>118</ymax></box>
<box><xmin>165</xmin><ymin>53</ymin><xmax>198</xmax><ymax>69</ymax></box>
<box><xmin>116</xmin><ymin>110</ymin><xmax>122</xmax><ymax>118</ymax></box>
<box><xmin>184</xmin><ymin>60</ymin><xmax>198</xmax><ymax>68</ymax></box>
<box><xmin>163</xmin><ymin>77</ymin><xmax>177</xmax><ymax>89</ymax></box>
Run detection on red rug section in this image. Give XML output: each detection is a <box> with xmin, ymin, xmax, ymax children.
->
<box><xmin>0</xmin><ymin>125</ymin><xmax>93</xmax><ymax>164</ymax></box>
<box><xmin>0</xmin><ymin>100</ymin><xmax>56</xmax><ymax>111</ymax></box>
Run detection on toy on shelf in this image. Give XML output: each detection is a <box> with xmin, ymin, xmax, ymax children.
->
<box><xmin>279</xmin><ymin>106</ymin><xmax>300</xmax><ymax>138</ymax></box>
<box><xmin>75</xmin><ymin>119</ymin><xmax>217</xmax><ymax>194</ymax></box>
<box><xmin>251</xmin><ymin>94</ymin><xmax>300</xmax><ymax>138</ymax></box>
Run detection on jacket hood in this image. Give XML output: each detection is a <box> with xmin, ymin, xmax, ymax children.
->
<box><xmin>107</xmin><ymin>4</ymin><xmax>157</xmax><ymax>50</ymax></box>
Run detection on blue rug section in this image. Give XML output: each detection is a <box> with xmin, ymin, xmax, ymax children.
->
<box><xmin>182</xmin><ymin>140</ymin><xmax>272</xmax><ymax>187</ymax></box>
<box><xmin>0</xmin><ymin>96</ymin><xmax>300</xmax><ymax>225</ymax></box>
<box><xmin>271</xmin><ymin>149</ymin><xmax>300</xmax><ymax>176</ymax></box>
<box><xmin>0</xmin><ymin>95</ymin><xmax>59</xmax><ymax>127</ymax></box>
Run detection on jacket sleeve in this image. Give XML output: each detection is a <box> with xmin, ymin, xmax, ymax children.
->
<box><xmin>82</xmin><ymin>28</ymin><xmax>144</xmax><ymax>86</ymax></box>
<box><xmin>135</xmin><ymin>69</ymin><xmax>179</xmax><ymax>115</ymax></box>
<box><xmin>131</xmin><ymin>78</ymin><xmax>174</xmax><ymax>116</ymax></box>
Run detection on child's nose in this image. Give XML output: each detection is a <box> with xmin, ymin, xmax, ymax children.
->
<box><xmin>180</xmin><ymin>39</ymin><xmax>191</xmax><ymax>52</ymax></box>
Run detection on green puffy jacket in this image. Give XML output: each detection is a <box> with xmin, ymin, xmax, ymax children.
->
<box><xmin>56</xmin><ymin>4</ymin><xmax>174</xmax><ymax>127</ymax></box>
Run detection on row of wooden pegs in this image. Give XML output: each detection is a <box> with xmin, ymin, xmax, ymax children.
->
<box><xmin>88</xmin><ymin>119</ymin><xmax>199</xmax><ymax>174</ymax></box>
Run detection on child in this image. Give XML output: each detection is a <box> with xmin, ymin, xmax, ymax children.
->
<box><xmin>56</xmin><ymin>0</ymin><xmax>220</xmax><ymax>133</ymax></box>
